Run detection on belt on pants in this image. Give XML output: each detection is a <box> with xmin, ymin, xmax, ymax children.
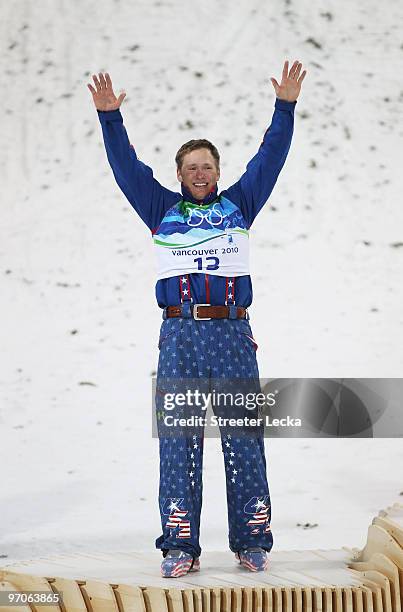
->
<box><xmin>163</xmin><ymin>304</ymin><xmax>249</xmax><ymax>321</ymax></box>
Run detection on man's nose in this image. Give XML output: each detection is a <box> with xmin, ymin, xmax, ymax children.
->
<box><xmin>195</xmin><ymin>168</ymin><xmax>205</xmax><ymax>178</ymax></box>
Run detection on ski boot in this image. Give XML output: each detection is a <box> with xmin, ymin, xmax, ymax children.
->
<box><xmin>161</xmin><ymin>549</ymin><xmax>200</xmax><ymax>578</ymax></box>
<box><xmin>236</xmin><ymin>546</ymin><xmax>269</xmax><ymax>572</ymax></box>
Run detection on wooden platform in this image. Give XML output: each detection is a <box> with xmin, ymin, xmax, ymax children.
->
<box><xmin>1</xmin><ymin>503</ymin><xmax>402</xmax><ymax>611</ymax></box>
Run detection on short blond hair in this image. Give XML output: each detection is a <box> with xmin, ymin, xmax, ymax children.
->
<box><xmin>175</xmin><ymin>139</ymin><xmax>220</xmax><ymax>170</ymax></box>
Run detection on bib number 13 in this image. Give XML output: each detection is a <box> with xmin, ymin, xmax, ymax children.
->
<box><xmin>194</xmin><ymin>256</ymin><xmax>220</xmax><ymax>271</ymax></box>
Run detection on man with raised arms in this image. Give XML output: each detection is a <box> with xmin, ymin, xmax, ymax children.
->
<box><xmin>88</xmin><ymin>60</ymin><xmax>306</xmax><ymax>577</ymax></box>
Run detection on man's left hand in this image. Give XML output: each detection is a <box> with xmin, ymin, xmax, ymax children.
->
<box><xmin>271</xmin><ymin>60</ymin><xmax>307</xmax><ymax>102</ymax></box>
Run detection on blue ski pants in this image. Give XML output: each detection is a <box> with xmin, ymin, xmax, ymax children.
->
<box><xmin>154</xmin><ymin>316</ymin><xmax>273</xmax><ymax>558</ymax></box>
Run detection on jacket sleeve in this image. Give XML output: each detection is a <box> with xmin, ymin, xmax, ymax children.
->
<box><xmin>222</xmin><ymin>98</ymin><xmax>296</xmax><ymax>227</ymax></box>
<box><xmin>97</xmin><ymin>109</ymin><xmax>180</xmax><ymax>231</ymax></box>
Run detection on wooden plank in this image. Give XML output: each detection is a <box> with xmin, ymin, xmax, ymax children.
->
<box><xmin>359</xmin><ymin>585</ymin><xmax>382</xmax><ymax>612</ymax></box>
<box><xmin>192</xmin><ymin>589</ymin><xmax>203</xmax><ymax>612</ymax></box>
<box><xmin>360</xmin><ymin>586</ymin><xmax>374</xmax><ymax>612</ymax></box>
<box><xmin>304</xmin><ymin>587</ymin><xmax>314</xmax><ymax>612</ymax></box>
<box><xmin>79</xmin><ymin>579</ymin><xmax>120</xmax><ymax>612</ymax></box>
<box><xmin>1</xmin><ymin>572</ymin><xmax>60</xmax><ymax>612</ymax></box>
<box><xmin>201</xmin><ymin>588</ymin><xmax>210</xmax><ymax>612</ymax></box>
<box><xmin>349</xmin><ymin>552</ymin><xmax>401</xmax><ymax>612</ymax></box>
<box><xmin>282</xmin><ymin>587</ymin><xmax>292</xmax><ymax>612</ymax></box>
<box><xmin>248</xmin><ymin>569</ymin><xmax>302</xmax><ymax>588</ymax></box>
<box><xmin>242</xmin><ymin>587</ymin><xmax>253</xmax><ymax>612</ymax></box>
<box><xmin>269</xmin><ymin>562</ymin><xmax>358</xmax><ymax>588</ymax></box>
<box><xmin>252</xmin><ymin>587</ymin><xmax>263</xmax><ymax>612</ymax></box>
<box><xmin>0</xmin><ymin>500</ymin><xmax>401</xmax><ymax>610</ymax></box>
<box><xmin>312</xmin><ymin>588</ymin><xmax>322</xmax><ymax>612</ymax></box>
<box><xmin>181</xmin><ymin>589</ymin><xmax>194</xmax><ymax>612</ymax></box>
<box><xmin>262</xmin><ymin>588</ymin><xmax>273</xmax><ymax>612</ymax></box>
<box><xmin>357</xmin><ymin>525</ymin><xmax>403</xmax><ymax>566</ymax></box>
<box><xmin>0</xmin><ymin>579</ymin><xmax>32</xmax><ymax>612</ymax></box>
<box><xmin>332</xmin><ymin>588</ymin><xmax>343</xmax><ymax>612</ymax></box>
<box><xmin>373</xmin><ymin>516</ymin><xmax>403</xmax><ymax>547</ymax></box>
<box><xmin>142</xmin><ymin>587</ymin><xmax>168</xmax><ymax>612</ymax></box>
<box><xmin>371</xmin><ymin>587</ymin><xmax>383</xmax><ymax>612</ymax></box>
<box><xmin>210</xmin><ymin>588</ymin><xmax>221</xmax><ymax>612</ymax></box>
<box><xmin>112</xmin><ymin>584</ymin><xmax>146</xmax><ymax>612</ymax></box>
<box><xmin>0</xmin><ymin>549</ymin><xmax>370</xmax><ymax>590</ymax></box>
<box><xmin>220</xmin><ymin>588</ymin><xmax>231</xmax><ymax>612</ymax></box>
<box><xmin>291</xmin><ymin>587</ymin><xmax>302</xmax><ymax>612</ymax></box>
<box><xmin>358</xmin><ymin>571</ymin><xmax>393</xmax><ymax>612</ymax></box>
<box><xmin>49</xmin><ymin>577</ymin><xmax>88</xmax><ymax>612</ymax></box>
<box><xmin>352</xmin><ymin>588</ymin><xmax>364</xmax><ymax>612</ymax></box>
<box><xmin>273</xmin><ymin>587</ymin><xmax>283</xmax><ymax>612</ymax></box>
<box><xmin>342</xmin><ymin>588</ymin><xmax>353</xmax><ymax>612</ymax></box>
<box><xmin>322</xmin><ymin>588</ymin><xmax>332</xmax><ymax>612</ymax></box>
<box><xmin>166</xmin><ymin>587</ymin><xmax>184</xmax><ymax>612</ymax></box>
<box><xmin>231</xmin><ymin>588</ymin><xmax>243</xmax><ymax>612</ymax></box>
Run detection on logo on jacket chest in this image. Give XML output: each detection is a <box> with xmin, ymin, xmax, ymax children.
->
<box><xmin>184</xmin><ymin>202</ymin><xmax>226</xmax><ymax>228</ymax></box>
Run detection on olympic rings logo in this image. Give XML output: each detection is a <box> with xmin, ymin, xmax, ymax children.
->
<box><xmin>185</xmin><ymin>203</ymin><xmax>226</xmax><ymax>227</ymax></box>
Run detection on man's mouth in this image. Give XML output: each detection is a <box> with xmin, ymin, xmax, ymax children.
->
<box><xmin>193</xmin><ymin>182</ymin><xmax>208</xmax><ymax>188</ymax></box>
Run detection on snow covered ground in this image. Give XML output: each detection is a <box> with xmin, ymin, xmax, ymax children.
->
<box><xmin>1</xmin><ymin>0</ymin><xmax>402</xmax><ymax>565</ymax></box>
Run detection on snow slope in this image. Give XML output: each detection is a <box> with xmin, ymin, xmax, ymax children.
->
<box><xmin>1</xmin><ymin>0</ymin><xmax>402</xmax><ymax>563</ymax></box>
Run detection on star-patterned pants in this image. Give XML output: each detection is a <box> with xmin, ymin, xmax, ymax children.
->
<box><xmin>154</xmin><ymin>316</ymin><xmax>273</xmax><ymax>559</ymax></box>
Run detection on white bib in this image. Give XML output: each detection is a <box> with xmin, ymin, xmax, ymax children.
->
<box><xmin>153</xmin><ymin>197</ymin><xmax>250</xmax><ymax>280</ymax></box>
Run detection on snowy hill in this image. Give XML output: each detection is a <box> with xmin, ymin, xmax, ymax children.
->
<box><xmin>1</xmin><ymin>0</ymin><xmax>402</xmax><ymax>562</ymax></box>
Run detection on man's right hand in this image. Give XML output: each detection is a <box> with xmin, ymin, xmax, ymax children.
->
<box><xmin>87</xmin><ymin>73</ymin><xmax>126</xmax><ymax>111</ymax></box>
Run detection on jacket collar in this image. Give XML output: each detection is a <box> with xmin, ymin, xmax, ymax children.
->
<box><xmin>180</xmin><ymin>183</ymin><xmax>218</xmax><ymax>205</ymax></box>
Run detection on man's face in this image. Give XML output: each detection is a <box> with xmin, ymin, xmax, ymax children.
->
<box><xmin>177</xmin><ymin>148</ymin><xmax>220</xmax><ymax>201</ymax></box>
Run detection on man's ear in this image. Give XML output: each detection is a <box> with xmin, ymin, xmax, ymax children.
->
<box><xmin>177</xmin><ymin>167</ymin><xmax>182</xmax><ymax>182</ymax></box>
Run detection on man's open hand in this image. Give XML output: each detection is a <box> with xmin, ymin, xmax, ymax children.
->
<box><xmin>87</xmin><ymin>73</ymin><xmax>126</xmax><ymax>111</ymax></box>
<box><xmin>270</xmin><ymin>60</ymin><xmax>306</xmax><ymax>102</ymax></box>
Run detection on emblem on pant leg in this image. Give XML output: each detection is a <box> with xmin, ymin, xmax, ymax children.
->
<box><xmin>161</xmin><ymin>498</ymin><xmax>191</xmax><ymax>538</ymax></box>
<box><xmin>244</xmin><ymin>496</ymin><xmax>271</xmax><ymax>534</ymax></box>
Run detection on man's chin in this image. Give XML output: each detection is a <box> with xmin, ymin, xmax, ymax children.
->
<box><xmin>190</xmin><ymin>189</ymin><xmax>209</xmax><ymax>200</ymax></box>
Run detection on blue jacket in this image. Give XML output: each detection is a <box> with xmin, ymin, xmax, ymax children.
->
<box><xmin>97</xmin><ymin>98</ymin><xmax>296</xmax><ymax>308</ymax></box>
